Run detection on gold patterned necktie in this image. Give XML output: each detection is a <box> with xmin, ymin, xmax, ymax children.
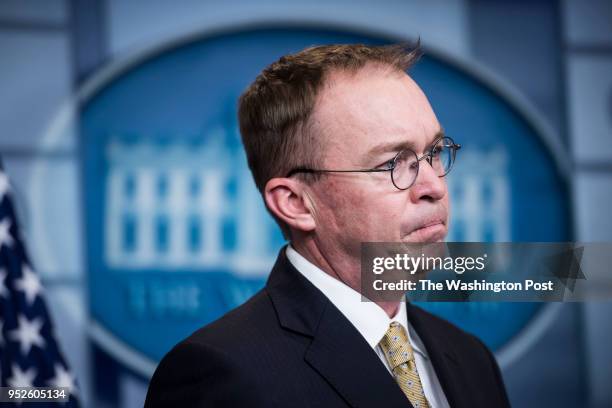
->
<box><xmin>379</xmin><ymin>322</ymin><xmax>430</xmax><ymax>408</ymax></box>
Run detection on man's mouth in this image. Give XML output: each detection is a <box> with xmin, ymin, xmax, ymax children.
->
<box><xmin>406</xmin><ymin>221</ymin><xmax>447</xmax><ymax>242</ymax></box>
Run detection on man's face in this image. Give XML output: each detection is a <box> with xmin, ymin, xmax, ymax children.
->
<box><xmin>307</xmin><ymin>66</ymin><xmax>449</xmax><ymax>258</ymax></box>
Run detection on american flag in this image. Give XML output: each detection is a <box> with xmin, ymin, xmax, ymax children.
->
<box><xmin>0</xmin><ymin>159</ymin><xmax>80</xmax><ymax>406</ymax></box>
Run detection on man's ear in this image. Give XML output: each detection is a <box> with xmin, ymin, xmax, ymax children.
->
<box><xmin>264</xmin><ymin>178</ymin><xmax>316</xmax><ymax>233</ymax></box>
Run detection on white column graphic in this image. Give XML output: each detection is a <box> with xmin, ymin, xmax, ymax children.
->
<box><xmin>134</xmin><ymin>168</ymin><xmax>155</xmax><ymax>265</ymax></box>
<box><xmin>106</xmin><ymin>168</ymin><xmax>126</xmax><ymax>266</ymax></box>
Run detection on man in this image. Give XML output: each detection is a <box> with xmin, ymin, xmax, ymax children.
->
<box><xmin>145</xmin><ymin>43</ymin><xmax>511</xmax><ymax>408</ymax></box>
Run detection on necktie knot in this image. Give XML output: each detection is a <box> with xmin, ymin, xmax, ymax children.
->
<box><xmin>379</xmin><ymin>322</ymin><xmax>415</xmax><ymax>370</ymax></box>
<box><xmin>379</xmin><ymin>322</ymin><xmax>430</xmax><ymax>408</ymax></box>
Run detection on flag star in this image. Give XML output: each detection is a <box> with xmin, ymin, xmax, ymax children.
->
<box><xmin>0</xmin><ymin>171</ymin><xmax>9</xmax><ymax>201</ymax></box>
<box><xmin>0</xmin><ymin>268</ymin><xmax>9</xmax><ymax>299</ymax></box>
<box><xmin>15</xmin><ymin>264</ymin><xmax>43</xmax><ymax>305</ymax></box>
<box><xmin>0</xmin><ymin>217</ymin><xmax>14</xmax><ymax>250</ymax></box>
<box><xmin>48</xmin><ymin>364</ymin><xmax>77</xmax><ymax>395</ymax></box>
<box><xmin>9</xmin><ymin>315</ymin><xmax>46</xmax><ymax>356</ymax></box>
<box><xmin>7</xmin><ymin>363</ymin><xmax>37</xmax><ymax>388</ymax></box>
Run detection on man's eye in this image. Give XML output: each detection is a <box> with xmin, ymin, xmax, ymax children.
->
<box><xmin>379</xmin><ymin>159</ymin><xmax>395</xmax><ymax>169</ymax></box>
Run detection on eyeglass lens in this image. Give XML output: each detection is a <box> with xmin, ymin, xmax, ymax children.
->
<box><xmin>391</xmin><ymin>137</ymin><xmax>456</xmax><ymax>190</ymax></box>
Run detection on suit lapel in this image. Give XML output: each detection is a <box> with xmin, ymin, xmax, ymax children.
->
<box><xmin>266</xmin><ymin>248</ymin><xmax>411</xmax><ymax>408</ymax></box>
<box><xmin>406</xmin><ymin>303</ymin><xmax>474</xmax><ymax>408</ymax></box>
<box><xmin>304</xmin><ymin>301</ymin><xmax>412</xmax><ymax>408</ymax></box>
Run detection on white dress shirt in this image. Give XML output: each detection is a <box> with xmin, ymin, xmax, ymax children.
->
<box><xmin>286</xmin><ymin>245</ymin><xmax>450</xmax><ymax>408</ymax></box>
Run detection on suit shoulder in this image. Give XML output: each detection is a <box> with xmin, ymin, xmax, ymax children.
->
<box><xmin>146</xmin><ymin>330</ymin><xmax>269</xmax><ymax>407</ymax></box>
<box><xmin>181</xmin><ymin>288</ymin><xmax>279</xmax><ymax>349</ymax></box>
<box><xmin>146</xmin><ymin>290</ymin><xmax>277</xmax><ymax>406</ymax></box>
<box><xmin>408</xmin><ymin>303</ymin><xmax>486</xmax><ymax>349</ymax></box>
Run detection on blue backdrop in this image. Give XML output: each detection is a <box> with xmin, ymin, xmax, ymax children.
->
<box><xmin>79</xmin><ymin>27</ymin><xmax>571</xmax><ymax>368</ymax></box>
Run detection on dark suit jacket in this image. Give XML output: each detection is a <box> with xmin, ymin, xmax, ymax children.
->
<box><xmin>145</xmin><ymin>247</ymin><xmax>511</xmax><ymax>407</ymax></box>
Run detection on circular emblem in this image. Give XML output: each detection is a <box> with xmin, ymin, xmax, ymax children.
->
<box><xmin>72</xmin><ymin>27</ymin><xmax>571</xmax><ymax>374</ymax></box>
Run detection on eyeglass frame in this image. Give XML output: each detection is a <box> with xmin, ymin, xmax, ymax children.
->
<box><xmin>285</xmin><ymin>136</ymin><xmax>461</xmax><ymax>191</ymax></box>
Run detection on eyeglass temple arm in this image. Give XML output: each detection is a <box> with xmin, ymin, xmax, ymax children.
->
<box><xmin>286</xmin><ymin>167</ymin><xmax>390</xmax><ymax>177</ymax></box>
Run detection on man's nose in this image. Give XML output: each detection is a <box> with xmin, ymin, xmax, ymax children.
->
<box><xmin>408</xmin><ymin>160</ymin><xmax>447</xmax><ymax>203</ymax></box>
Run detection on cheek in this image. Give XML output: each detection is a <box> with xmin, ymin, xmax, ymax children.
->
<box><xmin>334</xmin><ymin>187</ymin><xmax>402</xmax><ymax>237</ymax></box>
<box><xmin>317</xmin><ymin>181</ymin><xmax>371</xmax><ymax>229</ymax></box>
<box><xmin>329</xmin><ymin>185</ymin><xmax>363</xmax><ymax>226</ymax></box>
<box><xmin>364</xmin><ymin>191</ymin><xmax>417</xmax><ymax>239</ymax></box>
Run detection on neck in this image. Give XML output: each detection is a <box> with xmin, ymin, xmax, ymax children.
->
<box><xmin>291</xmin><ymin>238</ymin><xmax>402</xmax><ymax>319</ymax></box>
<box><xmin>378</xmin><ymin>301</ymin><xmax>402</xmax><ymax>318</ymax></box>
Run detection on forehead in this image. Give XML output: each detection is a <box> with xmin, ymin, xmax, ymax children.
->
<box><xmin>311</xmin><ymin>66</ymin><xmax>441</xmax><ymax>161</ymax></box>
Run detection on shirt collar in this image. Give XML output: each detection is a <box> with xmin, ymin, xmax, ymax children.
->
<box><xmin>285</xmin><ymin>244</ymin><xmax>427</xmax><ymax>359</ymax></box>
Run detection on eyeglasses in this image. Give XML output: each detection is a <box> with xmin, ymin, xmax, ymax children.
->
<box><xmin>286</xmin><ymin>136</ymin><xmax>461</xmax><ymax>190</ymax></box>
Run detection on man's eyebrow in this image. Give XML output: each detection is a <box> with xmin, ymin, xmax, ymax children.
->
<box><xmin>367</xmin><ymin>128</ymin><xmax>446</xmax><ymax>157</ymax></box>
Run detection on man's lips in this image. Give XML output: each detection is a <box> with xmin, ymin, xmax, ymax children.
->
<box><xmin>406</xmin><ymin>221</ymin><xmax>447</xmax><ymax>242</ymax></box>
